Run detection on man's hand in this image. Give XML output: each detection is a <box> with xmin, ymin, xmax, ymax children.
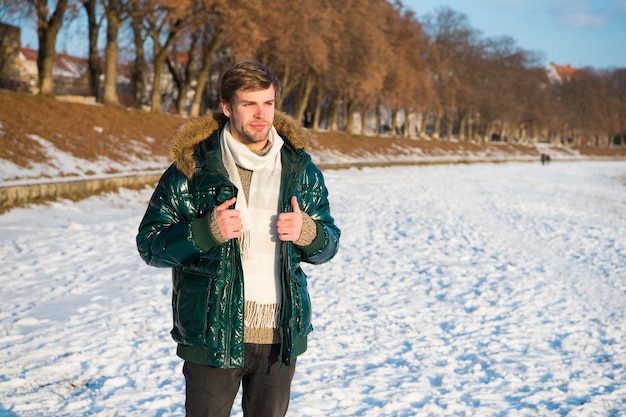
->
<box><xmin>277</xmin><ymin>196</ymin><xmax>303</xmax><ymax>241</ymax></box>
<box><xmin>215</xmin><ymin>198</ymin><xmax>242</xmax><ymax>240</ymax></box>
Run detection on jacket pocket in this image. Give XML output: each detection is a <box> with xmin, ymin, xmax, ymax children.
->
<box><xmin>171</xmin><ymin>269</ymin><xmax>211</xmax><ymax>345</ymax></box>
<box><xmin>292</xmin><ymin>270</ymin><xmax>312</xmax><ymax>336</ymax></box>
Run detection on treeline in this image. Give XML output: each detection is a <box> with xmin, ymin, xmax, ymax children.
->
<box><xmin>3</xmin><ymin>0</ymin><xmax>626</xmax><ymax>146</ymax></box>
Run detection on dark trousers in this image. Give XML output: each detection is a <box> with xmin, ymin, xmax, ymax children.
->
<box><xmin>183</xmin><ymin>343</ymin><xmax>297</xmax><ymax>417</ymax></box>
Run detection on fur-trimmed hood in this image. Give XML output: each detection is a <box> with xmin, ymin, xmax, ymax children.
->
<box><xmin>170</xmin><ymin>111</ymin><xmax>310</xmax><ymax>179</ymax></box>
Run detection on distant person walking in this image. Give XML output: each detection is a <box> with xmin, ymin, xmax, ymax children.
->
<box><xmin>136</xmin><ymin>61</ymin><xmax>340</xmax><ymax>417</ymax></box>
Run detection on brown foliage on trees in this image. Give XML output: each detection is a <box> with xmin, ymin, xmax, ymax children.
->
<box><xmin>3</xmin><ymin>1</ymin><xmax>625</xmax><ymax>146</ymax></box>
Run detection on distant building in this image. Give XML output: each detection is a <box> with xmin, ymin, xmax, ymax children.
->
<box><xmin>18</xmin><ymin>46</ymin><xmax>90</xmax><ymax>96</ymax></box>
<box><xmin>0</xmin><ymin>20</ymin><xmax>90</xmax><ymax>95</ymax></box>
<box><xmin>18</xmin><ymin>47</ymin><xmax>38</xmax><ymax>90</ymax></box>
<box><xmin>0</xmin><ymin>22</ymin><xmax>22</xmax><ymax>85</ymax></box>
<box><xmin>547</xmin><ymin>62</ymin><xmax>580</xmax><ymax>84</ymax></box>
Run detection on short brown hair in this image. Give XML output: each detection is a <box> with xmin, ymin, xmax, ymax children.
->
<box><xmin>220</xmin><ymin>61</ymin><xmax>282</xmax><ymax>105</ymax></box>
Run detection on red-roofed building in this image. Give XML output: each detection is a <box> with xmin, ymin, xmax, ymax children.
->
<box><xmin>547</xmin><ymin>62</ymin><xmax>580</xmax><ymax>84</ymax></box>
<box><xmin>18</xmin><ymin>47</ymin><xmax>38</xmax><ymax>89</ymax></box>
<box><xmin>17</xmin><ymin>46</ymin><xmax>90</xmax><ymax>95</ymax></box>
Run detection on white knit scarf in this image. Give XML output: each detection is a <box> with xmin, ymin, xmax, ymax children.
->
<box><xmin>220</xmin><ymin>123</ymin><xmax>283</xmax><ymax>329</ymax></box>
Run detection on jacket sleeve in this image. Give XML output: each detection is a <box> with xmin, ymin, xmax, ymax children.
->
<box><xmin>136</xmin><ymin>165</ymin><xmax>212</xmax><ymax>268</ymax></box>
<box><xmin>297</xmin><ymin>163</ymin><xmax>340</xmax><ymax>265</ymax></box>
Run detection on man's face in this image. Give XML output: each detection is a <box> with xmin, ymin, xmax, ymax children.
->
<box><xmin>221</xmin><ymin>86</ymin><xmax>276</xmax><ymax>151</ymax></box>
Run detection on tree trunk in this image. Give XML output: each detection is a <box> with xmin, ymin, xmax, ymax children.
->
<box><xmin>149</xmin><ymin>25</ymin><xmax>179</xmax><ymax>114</ymax></box>
<box><xmin>328</xmin><ymin>95</ymin><xmax>341</xmax><ymax>132</ymax></box>
<box><xmin>401</xmin><ymin>108</ymin><xmax>410</xmax><ymax>138</ymax></box>
<box><xmin>417</xmin><ymin>111</ymin><xmax>427</xmax><ymax>139</ymax></box>
<box><xmin>375</xmin><ymin>102</ymin><xmax>382</xmax><ymax>137</ymax></box>
<box><xmin>483</xmin><ymin>121</ymin><xmax>493</xmax><ymax>143</ymax></box>
<box><xmin>83</xmin><ymin>0</ymin><xmax>103</xmax><ymax>100</ymax></box>
<box><xmin>433</xmin><ymin>110</ymin><xmax>443</xmax><ymax>139</ymax></box>
<box><xmin>150</xmin><ymin>53</ymin><xmax>168</xmax><ymax>113</ymax></box>
<box><xmin>458</xmin><ymin>111</ymin><xmax>468</xmax><ymax>141</ymax></box>
<box><xmin>345</xmin><ymin>100</ymin><xmax>355</xmax><ymax>134</ymax></box>
<box><xmin>276</xmin><ymin>64</ymin><xmax>291</xmax><ymax>111</ymax></box>
<box><xmin>390</xmin><ymin>108</ymin><xmax>398</xmax><ymax>137</ymax></box>
<box><xmin>444</xmin><ymin>111</ymin><xmax>454</xmax><ymax>140</ymax></box>
<box><xmin>173</xmin><ymin>32</ymin><xmax>198</xmax><ymax>115</ymax></box>
<box><xmin>36</xmin><ymin>0</ymin><xmax>69</xmax><ymax>96</ymax></box>
<box><xmin>190</xmin><ymin>70</ymin><xmax>209</xmax><ymax>117</ymax></box>
<box><xmin>189</xmin><ymin>31</ymin><xmax>223</xmax><ymax>117</ymax></box>
<box><xmin>37</xmin><ymin>35</ymin><xmax>55</xmax><ymax>96</ymax></box>
<box><xmin>312</xmin><ymin>87</ymin><xmax>323</xmax><ymax>131</ymax></box>
<box><xmin>130</xmin><ymin>16</ymin><xmax>146</xmax><ymax>107</ymax></box>
<box><xmin>360</xmin><ymin>110</ymin><xmax>367</xmax><ymax>135</ymax></box>
<box><xmin>176</xmin><ymin>71</ymin><xmax>192</xmax><ymax>115</ymax></box>
<box><xmin>103</xmin><ymin>14</ymin><xmax>121</xmax><ymax>106</ymax></box>
<box><xmin>293</xmin><ymin>73</ymin><xmax>315</xmax><ymax>127</ymax></box>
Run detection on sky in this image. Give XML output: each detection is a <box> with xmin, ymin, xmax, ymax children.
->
<box><xmin>403</xmin><ymin>0</ymin><xmax>626</xmax><ymax>69</ymax></box>
<box><xmin>1</xmin><ymin>156</ymin><xmax>626</xmax><ymax>415</ymax></box>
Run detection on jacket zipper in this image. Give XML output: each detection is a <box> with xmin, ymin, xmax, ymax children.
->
<box><xmin>279</xmin><ymin>168</ymin><xmax>302</xmax><ymax>364</ymax></box>
<box><xmin>212</xmin><ymin>183</ymin><xmax>238</xmax><ymax>367</ymax></box>
<box><xmin>224</xmin><ymin>239</ymin><xmax>237</xmax><ymax>366</ymax></box>
<box><xmin>224</xmin><ymin>185</ymin><xmax>240</xmax><ymax>366</ymax></box>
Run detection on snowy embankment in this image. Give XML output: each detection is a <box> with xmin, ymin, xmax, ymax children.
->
<box><xmin>1</xmin><ymin>161</ymin><xmax>625</xmax><ymax>416</ymax></box>
<box><xmin>0</xmin><ymin>130</ymin><xmax>592</xmax><ymax>186</ymax></box>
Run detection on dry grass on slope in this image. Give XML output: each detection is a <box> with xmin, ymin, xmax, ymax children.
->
<box><xmin>1</xmin><ymin>89</ymin><xmax>625</xmax><ymax>176</ymax></box>
<box><xmin>0</xmin><ymin>90</ymin><xmax>183</xmax><ymax>170</ymax></box>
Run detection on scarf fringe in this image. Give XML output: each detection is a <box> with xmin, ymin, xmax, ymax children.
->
<box><xmin>245</xmin><ymin>301</ymin><xmax>281</xmax><ymax>329</ymax></box>
<box><xmin>239</xmin><ymin>229</ymin><xmax>251</xmax><ymax>260</ymax></box>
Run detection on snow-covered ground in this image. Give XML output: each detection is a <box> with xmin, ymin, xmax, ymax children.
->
<box><xmin>1</xmin><ymin>161</ymin><xmax>625</xmax><ymax>416</ymax></box>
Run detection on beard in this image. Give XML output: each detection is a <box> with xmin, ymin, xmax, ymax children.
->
<box><xmin>231</xmin><ymin>119</ymin><xmax>272</xmax><ymax>148</ymax></box>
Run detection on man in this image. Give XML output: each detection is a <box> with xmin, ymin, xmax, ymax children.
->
<box><xmin>136</xmin><ymin>61</ymin><xmax>340</xmax><ymax>417</ymax></box>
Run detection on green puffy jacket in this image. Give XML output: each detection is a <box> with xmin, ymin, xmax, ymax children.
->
<box><xmin>136</xmin><ymin>111</ymin><xmax>340</xmax><ymax>368</ymax></box>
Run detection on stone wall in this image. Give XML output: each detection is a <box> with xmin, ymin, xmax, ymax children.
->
<box><xmin>0</xmin><ymin>174</ymin><xmax>161</xmax><ymax>210</ymax></box>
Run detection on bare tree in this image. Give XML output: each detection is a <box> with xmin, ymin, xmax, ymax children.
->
<box><xmin>186</xmin><ymin>0</ymin><xmax>274</xmax><ymax>117</ymax></box>
<box><xmin>166</xmin><ymin>27</ymin><xmax>199</xmax><ymax>114</ymax></box>
<box><xmin>100</xmin><ymin>0</ymin><xmax>137</xmax><ymax>106</ymax></box>
<box><xmin>142</xmin><ymin>0</ymin><xmax>195</xmax><ymax>113</ymax></box>
<box><xmin>1</xmin><ymin>0</ymin><xmax>82</xmax><ymax>95</ymax></box>
<box><xmin>81</xmin><ymin>0</ymin><xmax>104</xmax><ymax>99</ymax></box>
<box><xmin>559</xmin><ymin>68</ymin><xmax>617</xmax><ymax>146</ymax></box>
<box><xmin>30</xmin><ymin>0</ymin><xmax>71</xmax><ymax>95</ymax></box>
<box><xmin>380</xmin><ymin>4</ymin><xmax>431</xmax><ymax>137</ymax></box>
<box><xmin>3</xmin><ymin>0</ymin><xmax>623</xmax><ymax>150</ymax></box>
<box><xmin>609</xmin><ymin>68</ymin><xmax>626</xmax><ymax>145</ymax></box>
<box><xmin>422</xmin><ymin>7</ymin><xmax>476</xmax><ymax>139</ymax></box>
<box><xmin>319</xmin><ymin>0</ymin><xmax>391</xmax><ymax>132</ymax></box>
<box><xmin>251</xmin><ymin>0</ymin><xmax>332</xmax><ymax>124</ymax></box>
<box><xmin>478</xmin><ymin>36</ymin><xmax>535</xmax><ymax>142</ymax></box>
<box><xmin>127</xmin><ymin>2</ymin><xmax>146</xmax><ymax>107</ymax></box>
<box><xmin>187</xmin><ymin>20</ymin><xmax>223</xmax><ymax>117</ymax></box>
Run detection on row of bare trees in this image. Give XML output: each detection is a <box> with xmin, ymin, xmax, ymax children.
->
<box><xmin>3</xmin><ymin>0</ymin><xmax>625</xmax><ymax>145</ymax></box>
